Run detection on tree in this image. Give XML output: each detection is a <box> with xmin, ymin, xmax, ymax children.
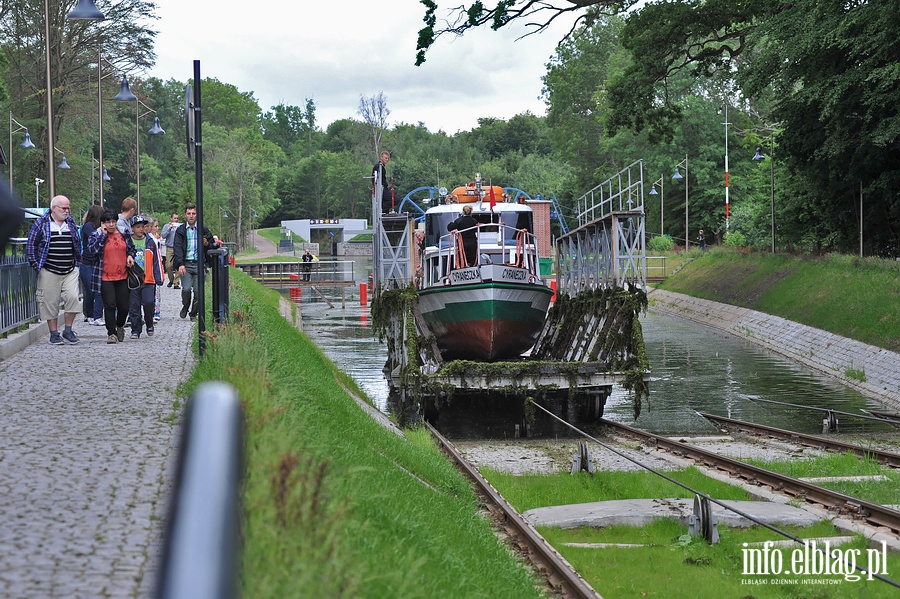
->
<box><xmin>415</xmin><ymin>0</ymin><xmax>637</xmax><ymax>65</ymax></box>
<box><xmin>262</xmin><ymin>98</ymin><xmax>320</xmax><ymax>157</ymax></box>
<box><xmin>204</xmin><ymin>125</ymin><xmax>282</xmax><ymax>250</ymax></box>
<box><xmin>357</xmin><ymin>92</ymin><xmax>390</xmax><ymax>156</ymax></box>
<box><xmin>1</xmin><ymin>0</ymin><xmax>158</xmax><ymax>195</ymax></box>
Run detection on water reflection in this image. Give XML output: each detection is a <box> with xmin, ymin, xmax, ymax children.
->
<box><xmin>287</xmin><ymin>261</ymin><xmax>892</xmax><ymax>438</ymax></box>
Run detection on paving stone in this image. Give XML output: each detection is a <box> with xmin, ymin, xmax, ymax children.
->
<box><xmin>0</xmin><ymin>287</ymin><xmax>194</xmax><ymax>597</ymax></box>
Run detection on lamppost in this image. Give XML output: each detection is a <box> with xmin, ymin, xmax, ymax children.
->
<box><xmin>672</xmin><ymin>155</ymin><xmax>689</xmax><ymax>249</ymax></box>
<box><xmin>114</xmin><ymin>87</ymin><xmax>165</xmax><ymax>213</ymax></box>
<box><xmin>753</xmin><ymin>139</ymin><xmax>776</xmax><ymax>253</ymax></box>
<box><xmin>9</xmin><ymin>113</ymin><xmax>36</xmax><ymax>195</ymax></box>
<box><xmin>722</xmin><ymin>104</ymin><xmax>732</xmax><ymax>236</ymax></box>
<box><xmin>35</xmin><ymin>178</ymin><xmax>44</xmax><ymax>207</ymax></box>
<box><xmin>55</xmin><ymin>147</ymin><xmax>70</xmax><ymax>170</ymax></box>
<box><xmin>648</xmin><ymin>175</ymin><xmax>664</xmax><ymax>236</ymax></box>
<box><xmin>42</xmin><ymin>0</ymin><xmax>56</xmax><ymax>198</ymax></box>
<box><xmin>67</xmin><ymin>1</ymin><xmax>106</xmax><ymax>202</ymax></box>
<box><xmin>91</xmin><ymin>155</ymin><xmax>100</xmax><ymax>204</ymax></box>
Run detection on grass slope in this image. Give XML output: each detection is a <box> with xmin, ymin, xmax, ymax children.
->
<box><xmin>182</xmin><ymin>270</ymin><xmax>542</xmax><ymax>598</ymax></box>
<box><xmin>657</xmin><ymin>250</ymin><xmax>900</xmax><ymax>351</ymax></box>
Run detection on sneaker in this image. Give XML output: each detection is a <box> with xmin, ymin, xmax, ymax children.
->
<box><xmin>173</xmin><ymin>285</ymin><xmax>181</xmax><ymax>289</ymax></box>
<box><xmin>49</xmin><ymin>332</ymin><xmax>64</xmax><ymax>345</ymax></box>
<box><xmin>62</xmin><ymin>330</ymin><xmax>79</xmax><ymax>344</ymax></box>
<box><xmin>146</xmin><ymin>327</ymin><xmax>155</xmax><ymax>337</ymax></box>
<box><xmin>83</xmin><ymin>316</ymin><xmax>89</xmax><ymax>322</ymax></box>
<box><xmin>180</xmin><ymin>306</ymin><xmax>188</xmax><ymax>319</ymax></box>
<box><xmin>167</xmin><ymin>282</ymin><xmax>173</xmax><ymax>288</ymax></box>
<box><xmin>131</xmin><ymin>332</ymin><xmax>140</xmax><ymax>339</ymax></box>
<box><xmin>107</xmin><ymin>334</ymin><xmax>117</xmax><ymax>344</ymax></box>
<box><xmin>116</xmin><ymin>327</ymin><xmax>126</xmax><ymax>342</ymax></box>
<box><xmin>190</xmin><ymin>315</ymin><xmax>197</xmax><ymax>322</ymax></box>
<box><xmin>153</xmin><ymin>316</ymin><xmax>160</xmax><ymax>323</ymax></box>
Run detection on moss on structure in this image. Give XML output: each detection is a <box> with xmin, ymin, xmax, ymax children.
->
<box><xmin>372</xmin><ymin>284</ymin><xmax>651</xmax><ymax>403</ymax></box>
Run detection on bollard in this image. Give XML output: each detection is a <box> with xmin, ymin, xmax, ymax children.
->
<box><xmin>360</xmin><ymin>282</ymin><xmax>367</xmax><ymax>306</ymax></box>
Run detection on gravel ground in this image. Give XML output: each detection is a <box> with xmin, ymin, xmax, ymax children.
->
<box><xmin>454</xmin><ymin>433</ymin><xmax>835</xmax><ymax>475</ymax></box>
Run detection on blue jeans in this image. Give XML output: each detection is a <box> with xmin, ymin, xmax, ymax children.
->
<box><xmin>129</xmin><ymin>283</ymin><xmax>156</xmax><ymax>334</ymax></box>
<box><xmin>79</xmin><ymin>264</ymin><xmax>103</xmax><ymax>320</ymax></box>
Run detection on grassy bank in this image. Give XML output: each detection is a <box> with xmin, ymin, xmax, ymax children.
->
<box><xmin>182</xmin><ymin>270</ymin><xmax>543</xmax><ymax>598</ymax></box>
<box><xmin>656</xmin><ymin>250</ymin><xmax>900</xmax><ymax>352</ymax></box>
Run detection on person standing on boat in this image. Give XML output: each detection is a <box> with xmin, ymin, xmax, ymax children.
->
<box><xmin>448</xmin><ymin>204</ymin><xmax>479</xmax><ymax>268</ymax></box>
<box><xmin>372</xmin><ymin>151</ymin><xmax>393</xmax><ymax>213</ymax></box>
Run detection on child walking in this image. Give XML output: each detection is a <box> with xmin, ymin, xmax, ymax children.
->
<box><xmin>128</xmin><ymin>215</ymin><xmax>163</xmax><ymax>338</ymax></box>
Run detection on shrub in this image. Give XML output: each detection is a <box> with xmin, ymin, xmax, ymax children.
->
<box><xmin>648</xmin><ymin>234</ymin><xmax>675</xmax><ymax>252</ymax></box>
<box><xmin>724</xmin><ymin>231</ymin><xmax>747</xmax><ymax>247</ymax></box>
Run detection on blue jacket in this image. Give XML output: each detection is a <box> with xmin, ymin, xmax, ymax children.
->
<box><xmin>85</xmin><ymin>229</ymin><xmax>137</xmax><ymax>294</ymax></box>
<box><xmin>26</xmin><ymin>211</ymin><xmax>82</xmax><ymax>272</ymax></box>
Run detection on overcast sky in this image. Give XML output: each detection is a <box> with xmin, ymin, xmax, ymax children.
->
<box><xmin>148</xmin><ymin>1</ymin><xmax>579</xmax><ymax>134</ymax></box>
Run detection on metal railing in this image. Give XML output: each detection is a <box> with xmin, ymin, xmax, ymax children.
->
<box><xmin>234</xmin><ymin>260</ymin><xmax>356</xmax><ymax>285</ymax></box>
<box><xmin>574</xmin><ymin>160</ymin><xmax>644</xmax><ymax>227</ymax></box>
<box><xmin>646</xmin><ymin>256</ymin><xmax>668</xmax><ymax>280</ymax></box>
<box><xmin>1</xmin><ymin>238</ymin><xmax>39</xmax><ymax>338</ymax></box>
<box><xmin>156</xmin><ymin>382</ymin><xmax>243</xmax><ymax>599</ymax></box>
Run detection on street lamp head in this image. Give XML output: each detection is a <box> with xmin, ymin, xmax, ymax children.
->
<box><xmin>67</xmin><ymin>0</ymin><xmax>105</xmax><ymax>20</ymax></box>
<box><xmin>102</xmin><ymin>168</ymin><xmax>111</xmax><ymax>181</ymax></box>
<box><xmin>752</xmin><ymin>146</ymin><xmax>765</xmax><ymax>161</ymax></box>
<box><xmin>113</xmin><ymin>76</ymin><xmax>137</xmax><ymax>102</ymax></box>
<box><xmin>20</xmin><ymin>132</ymin><xmax>36</xmax><ymax>149</ymax></box>
<box><xmin>57</xmin><ymin>155</ymin><xmax>70</xmax><ymax>169</ymax></box>
<box><xmin>672</xmin><ymin>167</ymin><xmax>683</xmax><ymax>182</ymax></box>
<box><xmin>147</xmin><ymin>116</ymin><xmax>166</xmax><ymax>135</ymax></box>
<box><xmin>649</xmin><ymin>185</ymin><xmax>658</xmax><ymax>195</ymax></box>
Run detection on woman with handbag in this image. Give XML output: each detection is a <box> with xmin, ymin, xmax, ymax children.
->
<box><xmin>86</xmin><ymin>210</ymin><xmax>137</xmax><ymax>344</ymax></box>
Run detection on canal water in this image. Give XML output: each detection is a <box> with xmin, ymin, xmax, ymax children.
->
<box><xmin>286</xmin><ymin>257</ymin><xmax>893</xmax><ymax>438</ymax></box>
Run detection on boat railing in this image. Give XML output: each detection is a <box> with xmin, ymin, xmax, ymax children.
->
<box><xmin>426</xmin><ymin>224</ymin><xmax>540</xmax><ymax>285</ymax></box>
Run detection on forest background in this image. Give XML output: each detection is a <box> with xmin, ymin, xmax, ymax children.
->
<box><xmin>2</xmin><ymin>0</ymin><xmax>897</xmax><ymax>256</ymax></box>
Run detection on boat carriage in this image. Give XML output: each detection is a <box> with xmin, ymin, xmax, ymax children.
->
<box><xmin>417</xmin><ymin>177</ymin><xmax>554</xmax><ymax>361</ymax></box>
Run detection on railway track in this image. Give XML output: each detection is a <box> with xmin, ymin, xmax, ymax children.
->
<box><xmin>599</xmin><ymin>418</ymin><xmax>900</xmax><ymax>534</ymax></box>
<box><xmin>697</xmin><ymin>412</ymin><xmax>900</xmax><ymax>468</ymax></box>
<box><xmin>426</xmin><ymin>423</ymin><xmax>601</xmax><ymax>599</ymax></box>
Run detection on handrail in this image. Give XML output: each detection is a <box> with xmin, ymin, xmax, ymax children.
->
<box><xmin>1</xmin><ymin>238</ymin><xmax>39</xmax><ymax>337</ymax></box>
<box><xmin>434</xmin><ymin>223</ymin><xmax>540</xmax><ymax>276</ymax></box>
<box><xmin>156</xmin><ymin>382</ymin><xmax>243</xmax><ymax>599</ymax></box>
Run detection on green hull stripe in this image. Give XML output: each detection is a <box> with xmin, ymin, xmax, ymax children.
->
<box><xmin>422</xmin><ymin>299</ymin><xmax>547</xmax><ymax>325</ymax></box>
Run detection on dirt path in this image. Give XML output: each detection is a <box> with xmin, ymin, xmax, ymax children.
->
<box><xmin>248</xmin><ymin>229</ymin><xmax>278</xmax><ymax>259</ymax></box>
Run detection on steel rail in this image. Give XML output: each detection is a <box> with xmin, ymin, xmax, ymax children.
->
<box><xmin>697</xmin><ymin>412</ymin><xmax>900</xmax><ymax>469</ymax></box>
<box><xmin>600</xmin><ymin>419</ymin><xmax>900</xmax><ymax>534</ymax></box>
<box><xmin>425</xmin><ymin>423</ymin><xmax>601</xmax><ymax>599</ymax></box>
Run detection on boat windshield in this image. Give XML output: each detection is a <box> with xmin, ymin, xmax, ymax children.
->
<box><xmin>425</xmin><ymin>210</ymin><xmax>533</xmax><ymax>247</ymax></box>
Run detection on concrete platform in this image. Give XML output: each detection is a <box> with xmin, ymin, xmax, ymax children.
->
<box><xmin>524</xmin><ymin>498</ymin><xmax>823</xmax><ymax>529</ymax></box>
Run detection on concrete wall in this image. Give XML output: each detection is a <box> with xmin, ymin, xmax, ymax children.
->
<box><xmin>648</xmin><ymin>288</ymin><xmax>900</xmax><ymax>411</ymax></box>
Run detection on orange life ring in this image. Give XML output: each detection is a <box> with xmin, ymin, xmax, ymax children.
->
<box><xmin>449</xmin><ymin>185</ymin><xmax>507</xmax><ymax>204</ymax></box>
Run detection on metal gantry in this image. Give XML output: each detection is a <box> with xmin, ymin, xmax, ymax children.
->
<box><xmin>557</xmin><ymin>160</ymin><xmax>647</xmax><ymax>296</ymax></box>
<box><xmin>372</xmin><ymin>169</ymin><xmax>414</xmax><ymax>290</ymax></box>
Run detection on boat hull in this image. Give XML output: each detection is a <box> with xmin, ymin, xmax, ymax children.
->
<box><xmin>418</xmin><ymin>283</ymin><xmax>553</xmax><ymax>361</ymax></box>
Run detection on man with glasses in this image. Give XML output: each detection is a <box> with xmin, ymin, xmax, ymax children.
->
<box><xmin>26</xmin><ymin>195</ymin><xmax>83</xmax><ymax>345</ymax></box>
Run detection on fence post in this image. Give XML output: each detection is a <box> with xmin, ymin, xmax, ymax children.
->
<box><xmin>208</xmin><ymin>248</ymin><xmax>229</xmax><ymax>325</ymax></box>
<box><xmin>157</xmin><ymin>382</ymin><xmax>243</xmax><ymax>599</ymax></box>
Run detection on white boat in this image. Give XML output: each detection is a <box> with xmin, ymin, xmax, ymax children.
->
<box><xmin>417</xmin><ymin>178</ymin><xmax>553</xmax><ymax>361</ymax></box>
